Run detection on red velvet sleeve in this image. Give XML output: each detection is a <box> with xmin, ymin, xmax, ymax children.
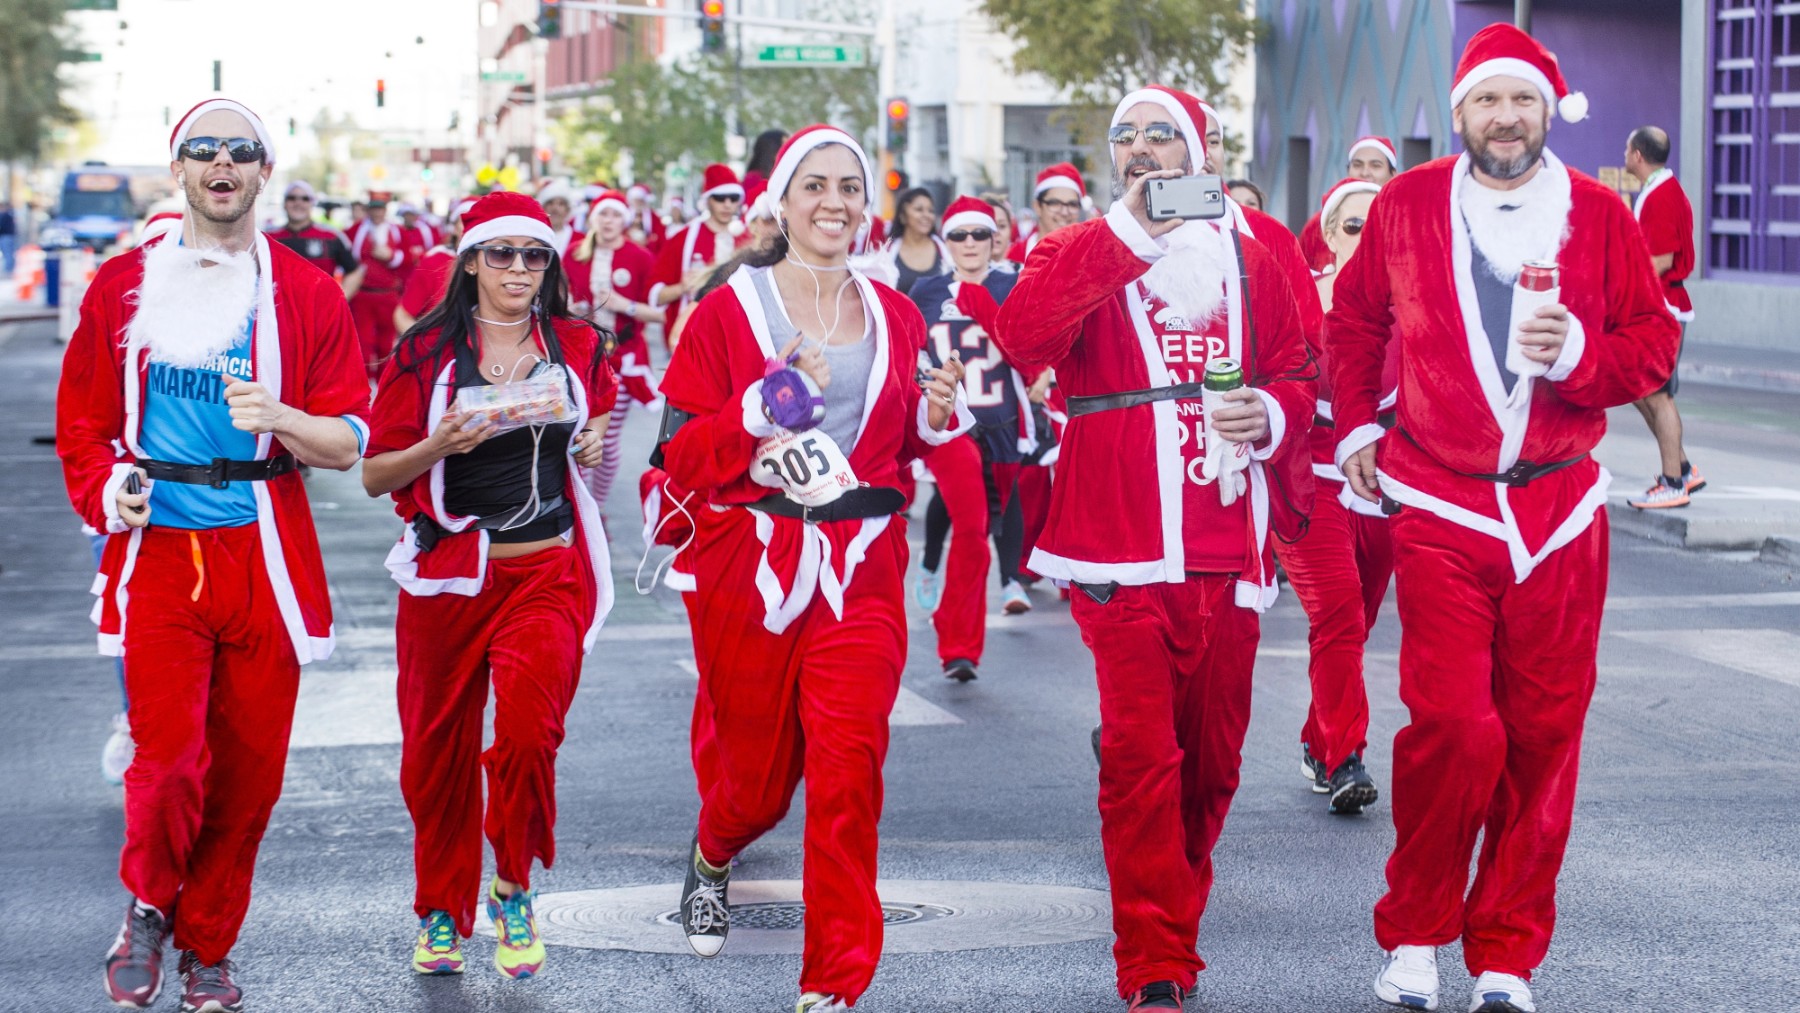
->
<box><xmin>295</xmin><ymin>274</ymin><xmax>373</xmax><ymax>426</ymax></box>
<box><xmin>1244</xmin><ymin>244</ymin><xmax>1320</xmax><ymax>449</ymax></box>
<box><xmin>1324</xmin><ymin>192</ymin><xmax>1399</xmax><ymax>444</ymax></box>
<box><xmin>1551</xmin><ymin>195</ymin><xmax>1681</xmax><ymax>408</ymax></box>
<box><xmin>993</xmin><ymin>212</ymin><xmax>1154</xmax><ymax>373</ymax></box>
<box><xmin>1638</xmin><ymin>188</ymin><xmax>1682</xmax><ymax>259</ymax></box>
<box><xmin>649</xmin><ymin>227</ymin><xmax>686</xmax><ymax>297</ymax></box>
<box><xmin>656</xmin><ymin>292</ymin><xmax>766</xmax><ymax>498</ymax></box>
<box><xmin>56</xmin><ymin>265</ymin><xmax>131</xmax><ymax>531</ymax></box>
<box><xmin>366</xmin><ymin>348</ymin><xmax>433</xmax><ymax>458</ymax></box>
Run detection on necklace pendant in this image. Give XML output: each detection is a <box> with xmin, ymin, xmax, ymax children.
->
<box><xmin>490</xmin><ymin>363</ymin><xmax>504</xmax><ymax>378</ymax></box>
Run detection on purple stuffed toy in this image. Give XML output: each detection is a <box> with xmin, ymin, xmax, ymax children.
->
<box><xmin>760</xmin><ymin>355</ymin><xmax>826</xmax><ymax>431</ymax></box>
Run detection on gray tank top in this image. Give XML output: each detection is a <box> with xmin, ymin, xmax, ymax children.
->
<box><xmin>747</xmin><ymin>267</ymin><xmax>875</xmax><ymax>453</ymax></box>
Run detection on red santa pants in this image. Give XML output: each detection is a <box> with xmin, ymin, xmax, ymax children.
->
<box><xmin>680</xmin><ymin>588</ymin><xmax>721</xmax><ymax>800</ymax></box>
<box><xmin>691</xmin><ymin>510</ymin><xmax>907</xmax><ymax>1005</ymax></box>
<box><xmin>1374</xmin><ymin>508</ymin><xmax>1607</xmax><ymax>977</ymax></box>
<box><xmin>1073</xmin><ymin>575</ymin><xmax>1259</xmax><ymax>998</ymax></box>
<box><xmin>1015</xmin><ymin>463</ymin><xmax>1052</xmax><ymax>581</ymax></box>
<box><xmin>926</xmin><ymin>437</ymin><xmax>1019</xmax><ymax>665</ymax></box>
<box><xmin>1278</xmin><ymin>488</ymin><xmax>1374</xmax><ymax>772</ymax></box>
<box><xmin>397</xmin><ymin>546</ymin><xmax>592</xmax><ymax>938</ymax></box>
<box><xmin>1351</xmin><ymin>509</ymin><xmax>1396</xmax><ymax>631</ymax></box>
<box><xmin>119</xmin><ymin>524</ymin><xmax>300</xmax><ymax>966</ymax></box>
<box><xmin>350</xmin><ymin>289</ymin><xmax>400</xmax><ymax>379</ymax></box>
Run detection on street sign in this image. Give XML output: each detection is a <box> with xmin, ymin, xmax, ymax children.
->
<box><xmin>481</xmin><ymin>70</ymin><xmax>528</xmax><ymax>83</ymax></box>
<box><xmin>62</xmin><ymin>50</ymin><xmax>103</xmax><ymax>63</ymax></box>
<box><xmin>66</xmin><ymin>0</ymin><xmax>119</xmax><ymax>9</ymax></box>
<box><xmin>754</xmin><ymin>45</ymin><xmax>865</xmax><ymax>66</ymax></box>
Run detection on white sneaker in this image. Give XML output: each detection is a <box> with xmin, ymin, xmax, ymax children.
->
<box><xmin>1374</xmin><ymin>945</ymin><xmax>1440</xmax><ymax>1010</ymax></box>
<box><xmin>797</xmin><ymin>993</ymin><xmax>848</xmax><ymax>1013</ymax></box>
<box><xmin>1469</xmin><ymin>971</ymin><xmax>1535</xmax><ymax>1012</ymax></box>
<box><xmin>102</xmin><ymin>712</ymin><xmax>134</xmax><ymax>786</ymax></box>
<box><xmin>1001</xmin><ymin>579</ymin><xmax>1032</xmax><ymax>614</ymax></box>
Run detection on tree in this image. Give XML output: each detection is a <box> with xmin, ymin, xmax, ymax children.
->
<box><xmin>0</xmin><ymin>0</ymin><xmax>78</xmax><ymax>166</ymax></box>
<box><xmin>555</xmin><ymin>57</ymin><xmax>727</xmax><ymax>187</ymax></box>
<box><xmin>980</xmin><ymin>0</ymin><xmax>1259</xmax><ymax>107</ymax></box>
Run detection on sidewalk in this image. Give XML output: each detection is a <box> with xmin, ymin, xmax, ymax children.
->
<box><xmin>1681</xmin><ymin>340</ymin><xmax>1800</xmax><ymax>395</ymax></box>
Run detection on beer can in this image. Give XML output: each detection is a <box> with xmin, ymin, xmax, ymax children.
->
<box><xmin>1203</xmin><ymin>357</ymin><xmax>1244</xmax><ymax>391</ymax></box>
<box><xmin>1519</xmin><ymin>260</ymin><xmax>1560</xmax><ymax>293</ymax></box>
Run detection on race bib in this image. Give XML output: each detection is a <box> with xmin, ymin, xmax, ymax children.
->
<box><xmin>751</xmin><ymin>428</ymin><xmax>858</xmax><ymax>508</ymax></box>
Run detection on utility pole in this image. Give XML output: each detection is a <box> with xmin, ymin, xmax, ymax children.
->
<box><xmin>1515</xmin><ymin>0</ymin><xmax>1532</xmax><ymax>32</ymax></box>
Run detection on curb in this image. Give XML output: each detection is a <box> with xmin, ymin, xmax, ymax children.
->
<box><xmin>1606</xmin><ymin>501</ymin><xmax>1800</xmax><ymax>551</ymax></box>
<box><xmin>0</xmin><ymin>308</ymin><xmax>57</xmax><ymax>325</ymax></box>
<box><xmin>1761</xmin><ymin>535</ymin><xmax>1800</xmax><ymax>566</ymax></box>
<box><xmin>1683</xmin><ymin>360</ymin><xmax>1800</xmax><ymax>396</ymax></box>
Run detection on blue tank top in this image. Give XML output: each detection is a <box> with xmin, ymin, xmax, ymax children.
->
<box><xmin>138</xmin><ymin>316</ymin><xmax>261</xmax><ymax>530</ymax></box>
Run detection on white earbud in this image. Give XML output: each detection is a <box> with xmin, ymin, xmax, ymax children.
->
<box><xmin>177</xmin><ymin>173</ymin><xmax>187</xmax><ymax>186</ymax></box>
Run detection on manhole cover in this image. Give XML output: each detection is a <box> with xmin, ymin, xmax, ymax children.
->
<box><xmin>477</xmin><ymin>879</ymin><xmax>1111</xmax><ymax>954</ymax></box>
<box><xmin>656</xmin><ymin>900</ymin><xmax>954</xmax><ymax>931</ymax></box>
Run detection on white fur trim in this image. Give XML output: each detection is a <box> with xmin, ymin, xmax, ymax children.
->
<box><xmin>1033</xmin><ymin>175</ymin><xmax>1084</xmax><ymax>199</ymax></box>
<box><xmin>101</xmin><ymin>463</ymin><xmax>139</xmax><ymax>535</ymax></box>
<box><xmin>1104</xmin><ymin>202</ymin><xmax>1166</xmax><ymax>262</ymax></box>
<box><xmin>914</xmin><ymin>387</ymin><xmax>976</xmax><ymax>445</ymax></box>
<box><xmin>765</xmin><ymin>127</ymin><xmax>876</xmax><ymax>212</ymax></box>
<box><xmin>941</xmin><ymin>210</ymin><xmax>997</xmax><ymax>236</ymax></box>
<box><xmin>586</xmin><ymin>198</ymin><xmax>629</xmax><ymax>227</ymax></box>
<box><xmin>459</xmin><ymin>215</ymin><xmax>558</xmax><ymax>254</ymax></box>
<box><xmin>171</xmin><ymin>99</ymin><xmax>277</xmax><ymax>165</ymax></box>
<box><xmin>1249</xmin><ymin>389</ymin><xmax>1287</xmax><ymax>460</ymax></box>
<box><xmin>702</xmin><ymin>182</ymin><xmax>745</xmax><ymax>201</ymax></box>
<box><xmin>1334</xmin><ymin>422</ymin><xmax>1387</xmax><ymax>472</ymax></box>
<box><xmin>739</xmin><ymin>379</ymin><xmax>778</xmax><ymax>438</ymax></box>
<box><xmin>1451</xmin><ymin>57</ymin><xmax>1559</xmax><ymax>118</ymax></box>
<box><xmin>1321</xmin><ymin>181</ymin><xmax>1382</xmax><ymax>232</ymax></box>
<box><xmin>1112</xmin><ymin>89</ymin><xmax>1205</xmax><ymax>167</ymax></box>
<box><xmin>1558</xmin><ymin>92</ymin><xmax>1588</xmax><ymax>123</ymax></box>
<box><xmin>1026</xmin><ymin>546</ymin><xmax>1167</xmax><ymax>586</ymax></box>
<box><xmin>1347</xmin><ymin>138</ymin><xmax>1399</xmax><ymax>169</ymax></box>
<box><xmin>1544</xmin><ymin>312</ymin><xmax>1585</xmax><ymax>383</ymax></box>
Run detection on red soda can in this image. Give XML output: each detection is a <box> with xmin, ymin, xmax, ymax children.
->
<box><xmin>1519</xmin><ymin>260</ymin><xmax>1560</xmax><ymax>293</ymax></box>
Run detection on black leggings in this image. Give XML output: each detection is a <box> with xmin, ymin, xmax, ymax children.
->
<box><xmin>920</xmin><ymin>471</ymin><xmax>1023</xmax><ymax>586</ymax></box>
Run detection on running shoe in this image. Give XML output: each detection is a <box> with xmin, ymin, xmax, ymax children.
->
<box><xmin>1469</xmin><ymin>972</ymin><xmax>1536</xmax><ymax>1012</ymax></box>
<box><xmin>1628</xmin><ymin>479</ymin><xmax>1688</xmax><ymax>510</ymax></box>
<box><xmin>485</xmin><ymin>880</ymin><xmax>545</xmax><ymax>979</ymax></box>
<box><xmin>1328</xmin><ymin>753</ymin><xmax>1379</xmax><ymax>814</ymax></box>
<box><xmin>943</xmin><ymin>658</ymin><xmax>978</xmax><ymax>683</ymax></box>
<box><xmin>104</xmin><ymin>898</ymin><xmax>168</xmax><ymax>1009</ymax></box>
<box><xmin>680</xmin><ymin>834</ymin><xmax>731</xmax><ymax>958</ymax></box>
<box><xmin>1684</xmin><ymin>467</ymin><xmax>1707</xmax><ymax>495</ymax></box>
<box><xmin>913</xmin><ymin>565</ymin><xmax>944</xmax><ymax>612</ymax></box>
<box><xmin>1126</xmin><ymin>980</ymin><xmax>1185</xmax><ymax>1010</ymax></box>
<box><xmin>1300</xmin><ymin>743</ymin><xmax>1330</xmax><ymax>794</ymax></box>
<box><xmin>102</xmin><ymin>711</ymin><xmax>134</xmax><ymax>786</ymax></box>
<box><xmin>1001</xmin><ymin>579</ymin><xmax>1032</xmax><ymax>614</ymax></box>
<box><xmin>797</xmin><ymin>993</ymin><xmax>850</xmax><ymax>1012</ymax></box>
<box><xmin>176</xmin><ymin>951</ymin><xmax>242</xmax><ymax>1013</ymax></box>
<box><xmin>1374</xmin><ymin>945</ymin><xmax>1440</xmax><ymax>1010</ymax></box>
<box><xmin>412</xmin><ymin>910</ymin><xmax>466</xmax><ymax>975</ymax></box>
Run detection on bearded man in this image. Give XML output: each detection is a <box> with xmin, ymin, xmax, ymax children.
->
<box><xmin>57</xmin><ymin>98</ymin><xmax>369</xmax><ymax>1013</ymax></box>
<box><xmin>994</xmin><ymin>85</ymin><xmax>1315</xmax><ymax>1013</ymax></box>
<box><xmin>1330</xmin><ymin>26</ymin><xmax>1678</xmax><ymax>1013</ymax></box>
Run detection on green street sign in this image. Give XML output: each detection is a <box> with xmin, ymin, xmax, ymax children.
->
<box><xmin>481</xmin><ymin>70</ymin><xmax>528</xmax><ymax>83</ymax></box>
<box><xmin>754</xmin><ymin>45</ymin><xmax>865</xmax><ymax>66</ymax></box>
<box><xmin>63</xmin><ymin>50</ymin><xmax>103</xmax><ymax>62</ymax></box>
<box><xmin>67</xmin><ymin>0</ymin><xmax>119</xmax><ymax>9</ymax></box>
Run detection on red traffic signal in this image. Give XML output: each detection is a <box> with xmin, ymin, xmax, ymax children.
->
<box><xmin>885</xmin><ymin>98</ymin><xmax>909</xmax><ymax>152</ymax></box>
<box><xmin>376</xmin><ymin>78</ymin><xmax>386</xmax><ymax>108</ymax></box>
<box><xmin>701</xmin><ymin>0</ymin><xmax>726</xmax><ymax>53</ymax></box>
<box><xmin>885</xmin><ymin>169</ymin><xmax>908</xmax><ymax>192</ymax></box>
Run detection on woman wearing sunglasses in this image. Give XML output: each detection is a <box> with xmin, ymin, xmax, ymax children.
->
<box><xmin>656</xmin><ymin>125</ymin><xmax>970</xmax><ymax>1013</ymax></box>
<box><xmin>361</xmin><ymin>191</ymin><xmax>618</xmax><ymax>983</ymax></box>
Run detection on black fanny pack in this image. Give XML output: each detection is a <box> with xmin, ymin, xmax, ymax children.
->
<box><xmin>139</xmin><ymin>454</ymin><xmax>296</xmax><ymax>489</ymax></box>
<box><xmin>746</xmin><ymin>486</ymin><xmax>906</xmax><ymax>524</ymax></box>
<box><xmin>410</xmin><ymin>494</ymin><xmax>568</xmax><ymax>552</ymax></box>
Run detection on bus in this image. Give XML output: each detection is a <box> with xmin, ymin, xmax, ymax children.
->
<box><xmin>48</xmin><ymin>166</ymin><xmax>140</xmax><ymax>250</ymax></box>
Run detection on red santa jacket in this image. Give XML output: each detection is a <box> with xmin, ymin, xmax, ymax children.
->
<box><xmin>658</xmin><ymin>266</ymin><xmax>973</xmax><ymax>632</ymax></box>
<box><xmin>366</xmin><ymin>317</ymin><xmax>619</xmax><ymax>652</ymax></box>
<box><xmin>399</xmin><ymin>245</ymin><xmax>455</xmax><ymax>320</ymax></box>
<box><xmin>352</xmin><ymin>220</ymin><xmax>408</xmax><ymax>291</ymax></box>
<box><xmin>650</xmin><ymin>219</ymin><xmax>748</xmax><ymax>334</ymax></box>
<box><xmin>1329</xmin><ymin>152</ymin><xmax>1679</xmax><ymax>580</ymax></box>
<box><xmin>1299</xmin><ymin>212</ymin><xmax>1333</xmax><ymax>273</ymax></box>
<box><xmin>1633</xmin><ymin>169</ymin><xmax>1695</xmax><ymax>320</ymax></box>
<box><xmin>992</xmin><ymin>203</ymin><xmax>1317</xmax><ymax>610</ymax></box>
<box><xmin>57</xmin><ymin>233</ymin><xmax>371</xmax><ymax>662</ymax></box>
<box><xmin>568</xmin><ymin>239</ymin><xmax>659</xmax><ymax>405</ymax></box>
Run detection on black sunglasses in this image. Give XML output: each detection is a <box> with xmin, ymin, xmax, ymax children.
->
<box><xmin>284</xmin><ymin>194</ymin><xmax>312</xmax><ymax>202</ymax></box>
<box><xmin>476</xmin><ymin>244</ymin><xmax>554</xmax><ymax>272</ymax></box>
<box><xmin>708</xmin><ymin>193</ymin><xmax>743</xmax><ymax>204</ymax></box>
<box><xmin>1108</xmin><ymin>122</ymin><xmax>1181</xmax><ymax>146</ymax></box>
<box><xmin>1341</xmin><ymin>218</ymin><xmax>1366</xmax><ymax>236</ymax></box>
<box><xmin>946</xmin><ymin>229</ymin><xmax>994</xmax><ymax>243</ymax></box>
<box><xmin>178</xmin><ymin>136</ymin><xmax>266</xmax><ymax>163</ymax></box>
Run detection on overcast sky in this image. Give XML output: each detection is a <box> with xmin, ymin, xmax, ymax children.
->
<box><xmin>62</xmin><ymin>0</ymin><xmax>477</xmax><ymax>167</ymax></box>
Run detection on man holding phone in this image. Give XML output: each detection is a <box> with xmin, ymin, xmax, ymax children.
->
<box><xmin>994</xmin><ymin>84</ymin><xmax>1316</xmax><ymax>1012</ymax></box>
<box><xmin>56</xmin><ymin>98</ymin><xmax>369</xmax><ymax>1013</ymax></box>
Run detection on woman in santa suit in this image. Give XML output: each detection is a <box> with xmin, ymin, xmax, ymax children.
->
<box><xmin>569</xmin><ymin>188</ymin><xmax>664</xmax><ymax>512</ymax></box>
<box><xmin>361</xmin><ymin>191</ymin><xmax>619</xmax><ymax>983</ymax></box>
<box><xmin>656</xmin><ymin>124</ymin><xmax>971</xmax><ymax>1013</ymax></box>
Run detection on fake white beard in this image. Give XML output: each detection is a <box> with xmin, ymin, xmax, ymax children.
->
<box><xmin>127</xmin><ymin>239</ymin><xmax>260</xmax><ymax>368</ymax></box>
<box><xmin>1459</xmin><ymin>160</ymin><xmax>1572</xmax><ymax>283</ymax></box>
<box><xmin>1140</xmin><ymin>220</ymin><xmax>1234</xmax><ymax>328</ymax></box>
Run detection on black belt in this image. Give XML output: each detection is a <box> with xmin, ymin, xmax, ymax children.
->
<box><xmin>410</xmin><ymin>495</ymin><xmax>568</xmax><ymax>552</ymax></box>
<box><xmin>1065</xmin><ymin>382</ymin><xmax>1206</xmax><ymax>419</ymax></box>
<box><xmin>746</xmin><ymin>486</ymin><xmax>906</xmax><ymax>523</ymax></box>
<box><xmin>1397</xmin><ymin>428</ymin><xmax>1585</xmax><ymax>488</ymax></box>
<box><xmin>1313</xmin><ymin>410</ymin><xmax>1396</xmax><ymax>429</ymax></box>
<box><xmin>139</xmin><ymin>454</ymin><xmax>297</xmax><ymax>490</ymax></box>
<box><xmin>1670</xmin><ymin>280</ymin><xmax>1685</xmax><ymax>289</ymax></box>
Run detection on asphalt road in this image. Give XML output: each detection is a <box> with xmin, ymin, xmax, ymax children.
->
<box><xmin>3</xmin><ymin>315</ymin><xmax>1797</xmax><ymax>1013</ymax></box>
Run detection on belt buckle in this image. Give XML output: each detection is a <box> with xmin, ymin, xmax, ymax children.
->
<box><xmin>207</xmin><ymin>457</ymin><xmax>231</xmax><ymax>489</ymax></box>
<box><xmin>1503</xmin><ymin>462</ymin><xmax>1535</xmax><ymax>488</ymax></box>
<box><xmin>799</xmin><ymin>502</ymin><xmax>818</xmax><ymax>525</ymax></box>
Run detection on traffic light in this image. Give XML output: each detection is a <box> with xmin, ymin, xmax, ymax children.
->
<box><xmin>885</xmin><ymin>98</ymin><xmax>909</xmax><ymax>152</ymax></box>
<box><xmin>376</xmin><ymin>78</ymin><xmax>386</xmax><ymax>108</ymax></box>
<box><xmin>287</xmin><ymin>117</ymin><xmax>296</xmax><ymax>136</ymax></box>
<box><xmin>537</xmin><ymin>0</ymin><xmax>562</xmax><ymax>40</ymax></box>
<box><xmin>885</xmin><ymin>169</ymin><xmax>907</xmax><ymax>192</ymax></box>
<box><xmin>700</xmin><ymin>0</ymin><xmax>726</xmax><ymax>54</ymax></box>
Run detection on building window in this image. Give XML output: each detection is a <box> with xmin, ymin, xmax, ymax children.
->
<box><xmin>1709</xmin><ymin>0</ymin><xmax>1800</xmax><ymax>277</ymax></box>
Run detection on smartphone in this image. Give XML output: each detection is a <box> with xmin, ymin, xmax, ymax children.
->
<box><xmin>124</xmin><ymin>471</ymin><xmax>147</xmax><ymax>514</ymax></box>
<box><xmin>1146</xmin><ymin>174</ymin><xmax>1228</xmax><ymax>222</ymax></box>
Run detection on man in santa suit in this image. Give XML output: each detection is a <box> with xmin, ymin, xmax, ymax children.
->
<box><xmin>1005</xmin><ymin>162</ymin><xmax>1088</xmax><ymax>264</ymax></box>
<box><xmin>649</xmin><ymin>163</ymin><xmax>749</xmax><ymax>336</ymax></box>
<box><xmin>626</xmin><ymin>183</ymin><xmax>667</xmax><ymax>255</ymax></box>
<box><xmin>1302</xmin><ymin>137</ymin><xmax>1400</xmax><ymax>272</ymax></box>
<box><xmin>58</xmin><ymin>97</ymin><xmax>369</xmax><ymax>1013</ymax></box>
<box><xmin>1622</xmin><ymin>124</ymin><xmax>1704</xmax><ymax>509</ymax></box>
<box><xmin>995</xmin><ymin>85</ymin><xmax>1315</xmax><ymax>1013</ymax></box>
<box><xmin>349</xmin><ymin>196</ymin><xmax>408</xmax><ymax>379</ymax></box>
<box><xmin>1330</xmin><ymin>25</ymin><xmax>1679</xmax><ymax>1013</ymax></box>
<box><xmin>395</xmin><ymin>203</ymin><xmax>438</xmax><ymax>278</ymax></box>
<box><xmin>266</xmin><ymin>180</ymin><xmax>363</xmax><ymax>296</ymax></box>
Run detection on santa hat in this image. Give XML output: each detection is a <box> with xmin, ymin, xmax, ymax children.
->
<box><xmin>700</xmin><ymin>163</ymin><xmax>744</xmax><ymax>200</ymax></box>
<box><xmin>746</xmin><ymin>192</ymin><xmax>778</xmax><ymax>223</ymax></box>
<box><xmin>449</xmin><ymin>194</ymin><xmax>480</xmax><ymax>224</ymax></box>
<box><xmin>1346</xmin><ymin>135</ymin><xmax>1398</xmax><ymax>169</ymax></box>
<box><xmin>1033</xmin><ymin>162</ymin><xmax>1087</xmax><ymax>200</ymax></box>
<box><xmin>283</xmin><ymin>180</ymin><xmax>315</xmax><ymax>200</ymax></box>
<box><xmin>764</xmin><ymin>125</ymin><xmax>876</xmax><ymax>208</ymax></box>
<box><xmin>1319</xmin><ymin>177</ymin><xmax>1382</xmax><ymax>228</ymax></box>
<box><xmin>456</xmin><ymin>191</ymin><xmax>558</xmax><ymax>255</ymax></box>
<box><xmin>140</xmin><ymin>212</ymin><xmax>183</xmax><ymax>244</ymax></box>
<box><xmin>396</xmin><ymin>202</ymin><xmax>420</xmax><ymax>216</ymax></box>
<box><xmin>626</xmin><ymin>184</ymin><xmax>651</xmax><ymax>202</ymax></box>
<box><xmin>585</xmin><ymin>188</ymin><xmax>631</xmax><ymax>227</ymax></box>
<box><xmin>939</xmin><ymin>196</ymin><xmax>997</xmax><ymax>237</ymax></box>
<box><xmin>1110</xmin><ymin>85</ymin><xmax>1211</xmax><ymax>172</ymax></box>
<box><xmin>1452</xmin><ymin>23</ymin><xmax>1588</xmax><ymax>123</ymax></box>
<box><xmin>535</xmin><ymin>179</ymin><xmax>575</xmax><ymax>206</ymax></box>
<box><xmin>169</xmin><ymin>98</ymin><xmax>277</xmax><ymax>166</ymax></box>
